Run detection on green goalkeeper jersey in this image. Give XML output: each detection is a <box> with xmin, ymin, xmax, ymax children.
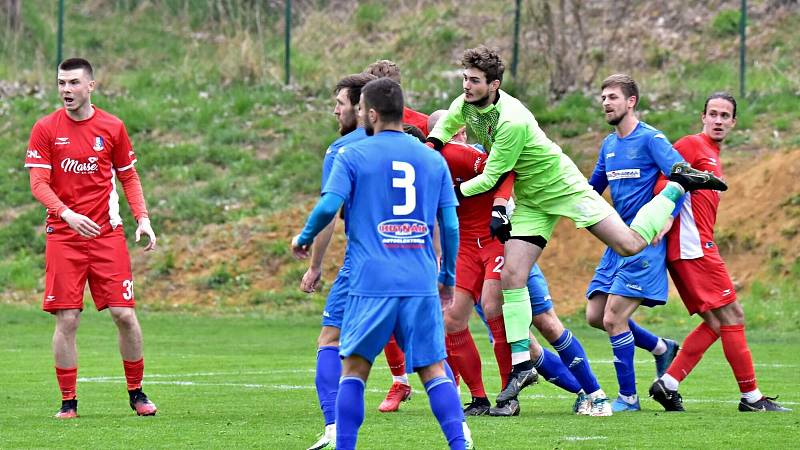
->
<box><xmin>429</xmin><ymin>90</ymin><xmax>589</xmax><ymax>205</ymax></box>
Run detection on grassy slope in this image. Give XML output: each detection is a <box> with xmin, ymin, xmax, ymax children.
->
<box><xmin>0</xmin><ymin>1</ymin><xmax>798</xmax><ymax>310</ymax></box>
<box><xmin>1</xmin><ymin>302</ymin><xmax>798</xmax><ymax>448</ymax></box>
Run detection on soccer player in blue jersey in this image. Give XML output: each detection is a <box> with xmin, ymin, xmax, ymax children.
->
<box><xmin>584</xmin><ymin>74</ymin><xmax>682</xmax><ymax>412</ymax></box>
<box><xmin>292</xmin><ymin>78</ymin><xmax>467</xmax><ymax>450</ymax></box>
<box><xmin>299</xmin><ymin>72</ymin><xmax>375</xmax><ymax>450</ymax></box>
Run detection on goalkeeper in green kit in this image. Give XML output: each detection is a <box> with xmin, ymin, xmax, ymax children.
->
<box><xmin>426</xmin><ymin>45</ymin><xmax>727</xmax><ymax>409</ymax></box>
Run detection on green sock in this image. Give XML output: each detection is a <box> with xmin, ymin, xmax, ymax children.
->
<box><xmin>501</xmin><ymin>287</ymin><xmax>533</xmax><ymax>343</ymax></box>
<box><xmin>510</xmin><ymin>340</ymin><xmax>530</xmax><ymax>354</ymax></box>
<box><xmin>630</xmin><ymin>194</ymin><xmax>676</xmax><ymax>243</ymax></box>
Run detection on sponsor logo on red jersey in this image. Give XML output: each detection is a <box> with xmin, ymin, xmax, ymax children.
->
<box><xmin>61</xmin><ymin>157</ymin><xmax>99</xmax><ymax>174</ymax></box>
<box><xmin>27</xmin><ymin>149</ymin><xmax>42</xmax><ymax>159</ymax></box>
<box><xmin>55</xmin><ymin>137</ymin><xmax>70</xmax><ymax>145</ymax></box>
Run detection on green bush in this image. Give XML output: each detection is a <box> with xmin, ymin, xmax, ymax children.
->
<box><xmin>711</xmin><ymin>9</ymin><xmax>741</xmax><ymax>37</ymax></box>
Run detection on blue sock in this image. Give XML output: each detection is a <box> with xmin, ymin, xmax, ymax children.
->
<box><xmin>628</xmin><ymin>319</ymin><xmax>659</xmax><ymax>352</ymax></box>
<box><xmin>443</xmin><ymin>360</ymin><xmax>457</xmax><ymax>385</ymax></box>
<box><xmin>425</xmin><ymin>376</ymin><xmax>466</xmax><ymax>450</ymax></box>
<box><xmin>474</xmin><ymin>303</ymin><xmax>494</xmax><ymax>343</ymax></box>
<box><xmin>533</xmin><ymin>348</ymin><xmax>582</xmax><ymax>394</ymax></box>
<box><xmin>610</xmin><ymin>331</ymin><xmax>637</xmax><ymax>396</ymax></box>
<box><xmin>335</xmin><ymin>377</ymin><xmax>365</xmax><ymax>450</ymax></box>
<box><xmin>551</xmin><ymin>329</ymin><xmax>601</xmax><ymax>394</ymax></box>
<box><xmin>315</xmin><ymin>346</ymin><xmax>341</xmax><ymax>425</ymax></box>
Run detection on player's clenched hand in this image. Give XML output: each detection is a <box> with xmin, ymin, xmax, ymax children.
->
<box><xmin>61</xmin><ymin>209</ymin><xmax>101</xmax><ymax>238</ymax></box>
<box><xmin>651</xmin><ymin>216</ymin><xmax>674</xmax><ymax>247</ymax></box>
<box><xmin>300</xmin><ymin>266</ymin><xmax>322</xmax><ymax>293</ymax></box>
<box><xmin>439</xmin><ymin>283</ymin><xmax>455</xmax><ymax>311</ymax></box>
<box><xmin>489</xmin><ymin>205</ymin><xmax>512</xmax><ymax>243</ymax></box>
<box><xmin>291</xmin><ymin>235</ymin><xmax>310</xmax><ymax>259</ymax></box>
<box><xmin>135</xmin><ymin>217</ymin><xmax>157</xmax><ymax>252</ymax></box>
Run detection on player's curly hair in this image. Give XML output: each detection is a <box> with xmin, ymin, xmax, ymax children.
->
<box><xmin>461</xmin><ymin>45</ymin><xmax>504</xmax><ymax>83</ymax></box>
<box><xmin>364</xmin><ymin>60</ymin><xmax>401</xmax><ymax>84</ymax></box>
<box><xmin>704</xmin><ymin>92</ymin><xmax>737</xmax><ymax>118</ymax></box>
<box><xmin>601</xmin><ymin>73</ymin><xmax>639</xmax><ymax>108</ymax></box>
<box><xmin>335</xmin><ymin>73</ymin><xmax>378</xmax><ymax>107</ymax></box>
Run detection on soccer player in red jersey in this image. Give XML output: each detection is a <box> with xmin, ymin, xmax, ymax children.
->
<box><xmin>363</xmin><ymin>59</ymin><xmax>430</xmax><ymax>411</ymax></box>
<box><xmin>24</xmin><ymin>58</ymin><xmax>158</xmax><ymax>419</ymax></box>
<box><xmin>425</xmin><ymin>110</ymin><xmax>517</xmax><ymax>417</ymax></box>
<box><xmin>649</xmin><ymin>92</ymin><xmax>790</xmax><ymax>412</ymax></box>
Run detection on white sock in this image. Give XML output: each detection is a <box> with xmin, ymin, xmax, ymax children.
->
<box><xmin>619</xmin><ymin>393</ymin><xmax>638</xmax><ymax>404</ymax></box>
<box><xmin>661</xmin><ymin>373</ymin><xmax>680</xmax><ymax>391</ymax></box>
<box><xmin>325</xmin><ymin>423</ymin><xmax>336</xmax><ymax>439</ymax></box>
<box><xmin>392</xmin><ymin>375</ymin><xmax>409</xmax><ymax>385</ymax></box>
<box><xmin>652</xmin><ymin>338</ymin><xmax>667</xmax><ymax>356</ymax></box>
<box><xmin>588</xmin><ymin>389</ymin><xmax>606</xmax><ymax>400</ymax></box>
<box><xmin>742</xmin><ymin>389</ymin><xmax>763</xmax><ymax>403</ymax></box>
<box><xmin>511</xmin><ymin>351</ymin><xmax>530</xmax><ymax>365</ymax></box>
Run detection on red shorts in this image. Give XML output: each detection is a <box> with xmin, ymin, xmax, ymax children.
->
<box><xmin>668</xmin><ymin>250</ymin><xmax>736</xmax><ymax>315</ymax></box>
<box><xmin>456</xmin><ymin>236</ymin><xmax>504</xmax><ymax>302</ymax></box>
<box><xmin>43</xmin><ymin>228</ymin><xmax>136</xmax><ymax>313</ymax></box>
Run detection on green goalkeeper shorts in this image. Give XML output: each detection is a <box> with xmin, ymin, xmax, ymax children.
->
<box><xmin>511</xmin><ymin>186</ymin><xmax>614</xmax><ymax>241</ymax></box>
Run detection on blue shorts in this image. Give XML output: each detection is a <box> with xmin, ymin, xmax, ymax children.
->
<box><xmin>340</xmin><ymin>295</ymin><xmax>446</xmax><ymax>373</ymax></box>
<box><xmin>321</xmin><ymin>270</ymin><xmax>348</xmax><ymax>328</ymax></box>
<box><xmin>528</xmin><ymin>264</ymin><xmax>553</xmax><ymax>316</ymax></box>
<box><xmin>586</xmin><ymin>242</ymin><xmax>668</xmax><ymax>307</ymax></box>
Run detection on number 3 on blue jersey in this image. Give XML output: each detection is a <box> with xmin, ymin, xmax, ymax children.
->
<box><xmin>392</xmin><ymin>161</ymin><xmax>416</xmax><ymax>215</ymax></box>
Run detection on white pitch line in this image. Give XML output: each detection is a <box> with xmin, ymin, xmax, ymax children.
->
<box><xmin>75</xmin><ymin>378</ymin><xmax>800</xmax><ymax>405</ymax></box>
<box><xmin>564</xmin><ymin>436</ymin><xmax>608</xmax><ymax>441</ymax></box>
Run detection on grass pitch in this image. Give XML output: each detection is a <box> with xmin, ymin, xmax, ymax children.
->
<box><xmin>1</xmin><ymin>303</ymin><xmax>797</xmax><ymax>449</ymax></box>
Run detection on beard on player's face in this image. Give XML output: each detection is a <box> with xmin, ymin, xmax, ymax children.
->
<box><xmin>606</xmin><ymin>109</ymin><xmax>627</xmax><ymax>126</ymax></box>
<box><xmin>338</xmin><ymin>110</ymin><xmax>357</xmax><ymax>135</ymax></box>
<box><xmin>364</xmin><ymin>120</ymin><xmax>375</xmax><ymax>136</ymax></box>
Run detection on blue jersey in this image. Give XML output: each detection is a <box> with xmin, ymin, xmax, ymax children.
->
<box><xmin>588</xmin><ymin>122</ymin><xmax>684</xmax><ymax>224</ymax></box>
<box><xmin>323</xmin><ymin>130</ymin><xmax>458</xmax><ymax>297</ymax></box>
<box><xmin>321</xmin><ymin>127</ymin><xmax>368</xmax><ymax>275</ymax></box>
<box><xmin>321</xmin><ymin>127</ymin><xmax>368</xmax><ymax>192</ymax></box>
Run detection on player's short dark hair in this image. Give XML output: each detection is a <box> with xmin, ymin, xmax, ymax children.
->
<box><xmin>335</xmin><ymin>73</ymin><xmax>378</xmax><ymax>107</ymax></box>
<box><xmin>704</xmin><ymin>91</ymin><xmax>737</xmax><ymax>118</ymax></box>
<box><xmin>362</xmin><ymin>78</ymin><xmax>404</xmax><ymax>123</ymax></box>
<box><xmin>403</xmin><ymin>124</ymin><xmax>426</xmax><ymax>142</ymax></box>
<box><xmin>601</xmin><ymin>73</ymin><xmax>639</xmax><ymax>108</ymax></box>
<box><xmin>58</xmin><ymin>58</ymin><xmax>94</xmax><ymax>79</ymax></box>
<box><xmin>461</xmin><ymin>45</ymin><xmax>504</xmax><ymax>83</ymax></box>
<box><xmin>364</xmin><ymin>60</ymin><xmax>401</xmax><ymax>84</ymax></box>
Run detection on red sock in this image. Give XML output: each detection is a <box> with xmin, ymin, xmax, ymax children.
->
<box><xmin>720</xmin><ymin>324</ymin><xmax>758</xmax><ymax>393</ymax></box>
<box><xmin>447</xmin><ymin>328</ymin><xmax>486</xmax><ymax>398</ymax></box>
<box><xmin>444</xmin><ymin>336</ymin><xmax>461</xmax><ymax>386</ymax></box>
<box><xmin>55</xmin><ymin>367</ymin><xmax>77</xmax><ymax>400</ymax></box>
<box><xmin>383</xmin><ymin>335</ymin><xmax>406</xmax><ymax>377</ymax></box>
<box><xmin>487</xmin><ymin>316</ymin><xmax>512</xmax><ymax>389</ymax></box>
<box><xmin>123</xmin><ymin>358</ymin><xmax>144</xmax><ymax>391</ymax></box>
<box><xmin>666</xmin><ymin>322</ymin><xmax>719</xmax><ymax>382</ymax></box>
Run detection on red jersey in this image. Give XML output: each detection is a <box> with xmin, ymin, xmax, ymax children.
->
<box><xmin>25</xmin><ymin>107</ymin><xmax>137</xmax><ymax>237</ymax></box>
<box><xmin>666</xmin><ymin>133</ymin><xmax>725</xmax><ymax>261</ymax></box>
<box><xmin>440</xmin><ymin>141</ymin><xmax>515</xmax><ymax>240</ymax></box>
<box><xmin>403</xmin><ymin>106</ymin><xmax>429</xmax><ymax>136</ymax></box>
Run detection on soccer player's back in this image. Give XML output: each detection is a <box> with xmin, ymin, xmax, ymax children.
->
<box><xmin>292</xmin><ymin>78</ymin><xmax>466</xmax><ymax>449</ymax></box>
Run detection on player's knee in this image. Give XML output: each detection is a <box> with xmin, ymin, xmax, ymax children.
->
<box><xmin>110</xmin><ymin>308</ymin><xmax>138</xmax><ymax>329</ymax></box>
<box><xmin>55</xmin><ymin>314</ymin><xmax>80</xmax><ymax>335</ymax></box>
<box><xmin>500</xmin><ymin>267</ymin><xmax>527</xmax><ymax>289</ymax></box>
<box><xmin>585</xmin><ymin>309</ymin><xmax>604</xmax><ymax>330</ymax></box>
<box><xmin>318</xmin><ymin>330</ymin><xmax>340</xmax><ymax>348</ymax></box>
<box><xmin>603</xmin><ymin>316</ymin><xmax>627</xmax><ymax>335</ymax></box>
